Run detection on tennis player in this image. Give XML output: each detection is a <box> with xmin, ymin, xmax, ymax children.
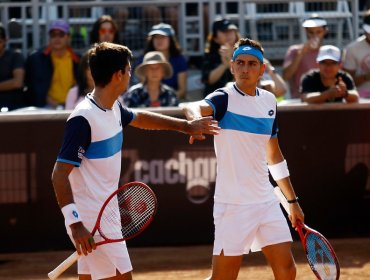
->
<box><xmin>51</xmin><ymin>42</ymin><xmax>220</xmax><ymax>280</ymax></box>
<box><xmin>182</xmin><ymin>38</ymin><xmax>305</xmax><ymax>280</ymax></box>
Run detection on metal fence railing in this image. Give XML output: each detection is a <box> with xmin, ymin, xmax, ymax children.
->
<box><xmin>0</xmin><ymin>0</ymin><xmax>364</xmax><ymax>61</ymax></box>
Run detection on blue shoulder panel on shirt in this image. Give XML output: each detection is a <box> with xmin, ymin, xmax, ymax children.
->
<box><xmin>118</xmin><ymin>101</ymin><xmax>134</xmax><ymax>127</ymax></box>
<box><xmin>220</xmin><ymin>111</ymin><xmax>274</xmax><ymax>135</ymax></box>
<box><xmin>85</xmin><ymin>131</ymin><xmax>123</xmax><ymax>159</ymax></box>
<box><xmin>205</xmin><ymin>89</ymin><xmax>228</xmax><ymax>121</ymax></box>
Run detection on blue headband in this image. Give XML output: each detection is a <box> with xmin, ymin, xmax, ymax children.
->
<box><xmin>232</xmin><ymin>45</ymin><xmax>264</xmax><ymax>63</ymax></box>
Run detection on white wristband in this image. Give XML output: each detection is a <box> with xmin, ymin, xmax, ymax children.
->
<box><xmin>61</xmin><ymin>203</ymin><xmax>82</xmax><ymax>227</ymax></box>
<box><xmin>268</xmin><ymin>160</ymin><xmax>290</xmax><ymax>181</ymax></box>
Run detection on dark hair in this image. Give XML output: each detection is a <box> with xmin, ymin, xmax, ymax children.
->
<box><xmin>144</xmin><ymin>34</ymin><xmax>182</xmax><ymax>57</ymax></box>
<box><xmin>76</xmin><ymin>52</ymin><xmax>91</xmax><ymax>99</ymax></box>
<box><xmin>234</xmin><ymin>38</ymin><xmax>264</xmax><ymax>54</ymax></box>
<box><xmin>89</xmin><ymin>15</ymin><xmax>119</xmax><ymax>44</ymax></box>
<box><xmin>88</xmin><ymin>42</ymin><xmax>132</xmax><ymax>88</ymax></box>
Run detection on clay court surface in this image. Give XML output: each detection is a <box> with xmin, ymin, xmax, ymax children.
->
<box><xmin>0</xmin><ymin>238</ymin><xmax>369</xmax><ymax>279</ymax></box>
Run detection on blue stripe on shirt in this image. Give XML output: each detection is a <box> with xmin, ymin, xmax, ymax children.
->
<box><xmin>85</xmin><ymin>131</ymin><xmax>123</xmax><ymax>159</ymax></box>
<box><xmin>220</xmin><ymin>111</ymin><xmax>274</xmax><ymax>135</ymax></box>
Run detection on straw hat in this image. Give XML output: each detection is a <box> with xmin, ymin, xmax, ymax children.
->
<box><xmin>135</xmin><ymin>51</ymin><xmax>173</xmax><ymax>81</ymax></box>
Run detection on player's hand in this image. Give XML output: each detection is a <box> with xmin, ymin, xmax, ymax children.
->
<box><xmin>186</xmin><ymin>116</ymin><xmax>220</xmax><ymax>140</ymax></box>
<box><xmin>289</xmin><ymin>202</ymin><xmax>304</xmax><ymax>229</ymax></box>
<box><xmin>70</xmin><ymin>222</ymin><xmax>97</xmax><ymax>255</ymax></box>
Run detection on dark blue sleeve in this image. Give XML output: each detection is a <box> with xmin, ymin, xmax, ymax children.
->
<box><xmin>204</xmin><ymin>89</ymin><xmax>228</xmax><ymax>121</ymax></box>
<box><xmin>271</xmin><ymin>106</ymin><xmax>279</xmax><ymax>138</ymax></box>
<box><xmin>57</xmin><ymin>116</ymin><xmax>91</xmax><ymax>166</ymax></box>
<box><xmin>118</xmin><ymin>102</ymin><xmax>135</xmax><ymax>128</ymax></box>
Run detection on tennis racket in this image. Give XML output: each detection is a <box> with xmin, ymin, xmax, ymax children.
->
<box><xmin>48</xmin><ymin>181</ymin><xmax>157</xmax><ymax>280</ymax></box>
<box><xmin>274</xmin><ymin>186</ymin><xmax>340</xmax><ymax>280</ymax></box>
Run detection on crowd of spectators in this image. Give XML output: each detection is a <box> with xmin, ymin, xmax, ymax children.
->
<box><xmin>0</xmin><ymin>8</ymin><xmax>369</xmax><ymax>112</ymax></box>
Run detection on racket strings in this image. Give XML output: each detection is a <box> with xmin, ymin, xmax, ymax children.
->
<box><xmin>305</xmin><ymin>233</ymin><xmax>338</xmax><ymax>280</ymax></box>
<box><xmin>99</xmin><ymin>184</ymin><xmax>156</xmax><ymax>241</ymax></box>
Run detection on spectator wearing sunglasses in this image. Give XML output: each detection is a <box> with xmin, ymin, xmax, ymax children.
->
<box><xmin>25</xmin><ymin>20</ymin><xmax>80</xmax><ymax>108</ymax></box>
<box><xmin>89</xmin><ymin>15</ymin><xmax>119</xmax><ymax>45</ymax></box>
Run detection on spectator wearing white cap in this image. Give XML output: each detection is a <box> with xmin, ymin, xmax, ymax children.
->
<box><xmin>140</xmin><ymin>23</ymin><xmax>188</xmax><ymax>101</ymax></box>
<box><xmin>123</xmin><ymin>51</ymin><xmax>178</xmax><ymax>107</ymax></box>
<box><xmin>342</xmin><ymin>9</ymin><xmax>370</xmax><ymax>98</ymax></box>
<box><xmin>25</xmin><ymin>19</ymin><xmax>80</xmax><ymax>108</ymax></box>
<box><xmin>300</xmin><ymin>45</ymin><xmax>359</xmax><ymax>104</ymax></box>
<box><xmin>283</xmin><ymin>14</ymin><xmax>328</xmax><ymax>99</ymax></box>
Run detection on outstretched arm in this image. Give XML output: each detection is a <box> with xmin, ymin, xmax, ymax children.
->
<box><xmin>267</xmin><ymin>137</ymin><xmax>304</xmax><ymax>228</ymax></box>
<box><xmin>129</xmin><ymin>109</ymin><xmax>219</xmax><ymax>140</ymax></box>
<box><xmin>181</xmin><ymin>100</ymin><xmax>215</xmax><ymax>144</ymax></box>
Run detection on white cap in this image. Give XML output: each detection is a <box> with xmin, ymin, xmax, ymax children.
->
<box><xmin>302</xmin><ymin>16</ymin><xmax>327</xmax><ymax>28</ymax></box>
<box><xmin>316</xmin><ymin>45</ymin><xmax>341</xmax><ymax>62</ymax></box>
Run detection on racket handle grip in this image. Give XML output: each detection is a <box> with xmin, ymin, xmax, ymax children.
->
<box><xmin>48</xmin><ymin>251</ymin><xmax>79</xmax><ymax>279</ymax></box>
<box><xmin>274</xmin><ymin>186</ymin><xmax>291</xmax><ymax>215</ymax></box>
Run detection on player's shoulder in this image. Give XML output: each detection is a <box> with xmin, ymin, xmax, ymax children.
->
<box><xmin>68</xmin><ymin>97</ymin><xmax>93</xmax><ymax>120</ymax></box>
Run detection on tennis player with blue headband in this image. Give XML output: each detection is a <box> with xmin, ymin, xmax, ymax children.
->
<box><xmin>182</xmin><ymin>37</ymin><xmax>304</xmax><ymax>280</ymax></box>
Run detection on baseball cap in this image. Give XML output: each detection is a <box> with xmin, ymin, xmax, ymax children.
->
<box><xmin>148</xmin><ymin>23</ymin><xmax>175</xmax><ymax>37</ymax></box>
<box><xmin>302</xmin><ymin>15</ymin><xmax>327</xmax><ymax>28</ymax></box>
<box><xmin>316</xmin><ymin>45</ymin><xmax>341</xmax><ymax>62</ymax></box>
<box><xmin>212</xmin><ymin>18</ymin><xmax>238</xmax><ymax>34</ymax></box>
<box><xmin>363</xmin><ymin>12</ymin><xmax>370</xmax><ymax>33</ymax></box>
<box><xmin>48</xmin><ymin>19</ymin><xmax>70</xmax><ymax>33</ymax></box>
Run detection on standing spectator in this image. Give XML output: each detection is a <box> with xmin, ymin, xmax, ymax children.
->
<box><xmin>124</xmin><ymin>51</ymin><xmax>178</xmax><ymax>107</ymax></box>
<box><xmin>65</xmin><ymin>52</ymin><xmax>94</xmax><ymax>110</ymax></box>
<box><xmin>89</xmin><ymin>15</ymin><xmax>119</xmax><ymax>45</ymax></box>
<box><xmin>25</xmin><ymin>20</ymin><xmax>80</xmax><ymax>108</ymax></box>
<box><xmin>202</xmin><ymin>18</ymin><xmax>240</xmax><ymax>97</ymax></box>
<box><xmin>0</xmin><ymin>23</ymin><xmax>25</xmax><ymax>111</ymax></box>
<box><xmin>283</xmin><ymin>15</ymin><xmax>328</xmax><ymax>99</ymax></box>
<box><xmin>300</xmin><ymin>45</ymin><xmax>359</xmax><ymax>104</ymax></box>
<box><xmin>342</xmin><ymin>9</ymin><xmax>370</xmax><ymax>98</ymax></box>
<box><xmin>142</xmin><ymin>23</ymin><xmax>187</xmax><ymax>101</ymax></box>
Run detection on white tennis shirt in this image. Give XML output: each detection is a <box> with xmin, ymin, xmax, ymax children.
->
<box><xmin>57</xmin><ymin>95</ymin><xmax>135</xmax><ymax>233</ymax></box>
<box><xmin>205</xmin><ymin>83</ymin><xmax>278</xmax><ymax>205</ymax></box>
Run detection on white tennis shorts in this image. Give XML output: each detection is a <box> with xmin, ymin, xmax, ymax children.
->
<box><xmin>213</xmin><ymin>200</ymin><xmax>292</xmax><ymax>256</ymax></box>
<box><xmin>69</xmin><ymin>237</ymin><xmax>133</xmax><ymax>279</ymax></box>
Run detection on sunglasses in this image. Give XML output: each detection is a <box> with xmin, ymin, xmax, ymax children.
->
<box><xmin>99</xmin><ymin>28</ymin><xmax>114</xmax><ymax>35</ymax></box>
<box><xmin>49</xmin><ymin>31</ymin><xmax>67</xmax><ymax>38</ymax></box>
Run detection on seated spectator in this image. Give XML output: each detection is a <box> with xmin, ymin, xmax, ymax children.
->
<box><xmin>283</xmin><ymin>15</ymin><xmax>328</xmax><ymax>99</ymax></box>
<box><xmin>259</xmin><ymin>59</ymin><xmax>287</xmax><ymax>99</ymax></box>
<box><xmin>123</xmin><ymin>51</ymin><xmax>178</xmax><ymax>108</ymax></box>
<box><xmin>89</xmin><ymin>15</ymin><xmax>119</xmax><ymax>45</ymax></box>
<box><xmin>0</xmin><ymin>23</ymin><xmax>25</xmax><ymax>111</ymax></box>
<box><xmin>300</xmin><ymin>45</ymin><xmax>359</xmax><ymax>104</ymax></box>
<box><xmin>65</xmin><ymin>52</ymin><xmax>94</xmax><ymax>110</ymax></box>
<box><xmin>342</xmin><ymin>9</ymin><xmax>370</xmax><ymax>98</ymax></box>
<box><xmin>202</xmin><ymin>18</ymin><xmax>240</xmax><ymax>96</ymax></box>
<box><xmin>141</xmin><ymin>23</ymin><xmax>187</xmax><ymax>101</ymax></box>
<box><xmin>25</xmin><ymin>20</ymin><xmax>80</xmax><ymax>108</ymax></box>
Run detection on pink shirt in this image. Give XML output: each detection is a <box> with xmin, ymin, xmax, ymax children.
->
<box><xmin>65</xmin><ymin>86</ymin><xmax>85</xmax><ymax>110</ymax></box>
<box><xmin>283</xmin><ymin>44</ymin><xmax>319</xmax><ymax>98</ymax></box>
